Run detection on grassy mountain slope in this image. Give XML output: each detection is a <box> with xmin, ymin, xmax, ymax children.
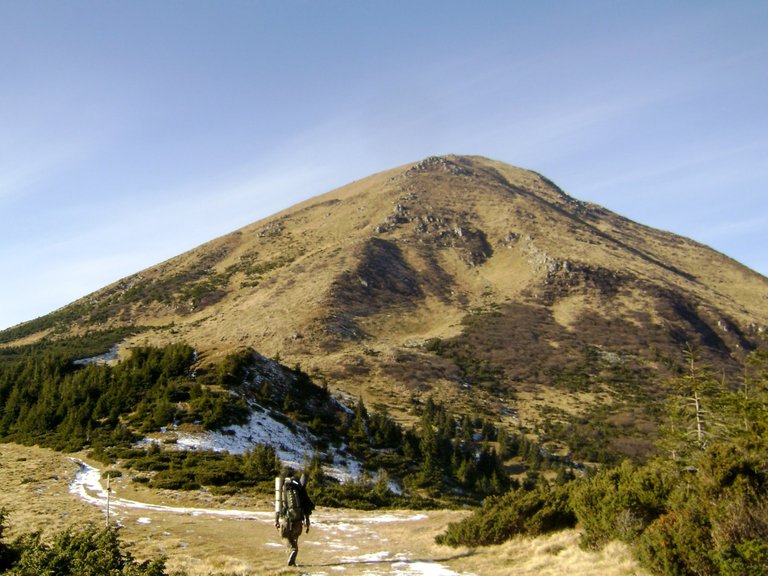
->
<box><xmin>3</xmin><ymin>155</ymin><xmax>767</xmax><ymax>461</ymax></box>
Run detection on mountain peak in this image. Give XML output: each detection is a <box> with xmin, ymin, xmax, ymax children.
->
<box><xmin>3</xmin><ymin>155</ymin><xmax>767</xmax><ymax>461</ymax></box>
<box><xmin>405</xmin><ymin>155</ymin><xmax>476</xmax><ymax>176</ymax></box>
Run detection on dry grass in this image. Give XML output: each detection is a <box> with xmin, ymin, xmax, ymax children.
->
<box><xmin>0</xmin><ymin>443</ymin><xmax>650</xmax><ymax>576</ymax></box>
<box><xmin>450</xmin><ymin>530</ymin><xmax>649</xmax><ymax>576</ymax></box>
<box><xmin>0</xmin><ymin>443</ymin><xmax>101</xmax><ymax>537</ymax></box>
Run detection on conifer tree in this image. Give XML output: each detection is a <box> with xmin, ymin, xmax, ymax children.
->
<box><xmin>418</xmin><ymin>413</ymin><xmax>443</xmax><ymax>489</ymax></box>
<box><xmin>348</xmin><ymin>397</ymin><xmax>369</xmax><ymax>453</ymax></box>
<box><xmin>728</xmin><ymin>348</ymin><xmax>768</xmax><ymax>441</ymax></box>
<box><xmin>660</xmin><ymin>345</ymin><xmax>726</xmax><ymax>463</ymax></box>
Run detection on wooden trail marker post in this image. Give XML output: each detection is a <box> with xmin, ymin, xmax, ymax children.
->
<box><xmin>106</xmin><ymin>473</ymin><xmax>111</xmax><ymax>528</ymax></box>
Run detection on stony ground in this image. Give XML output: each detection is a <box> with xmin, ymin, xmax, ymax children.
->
<box><xmin>0</xmin><ymin>443</ymin><xmax>648</xmax><ymax>576</ymax></box>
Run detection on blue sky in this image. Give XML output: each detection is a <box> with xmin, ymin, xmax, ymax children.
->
<box><xmin>1</xmin><ymin>1</ymin><xmax>766</xmax><ymax>331</ymax></box>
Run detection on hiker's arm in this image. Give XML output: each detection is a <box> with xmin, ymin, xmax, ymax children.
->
<box><xmin>305</xmin><ymin>517</ymin><xmax>311</xmax><ymax>533</ymax></box>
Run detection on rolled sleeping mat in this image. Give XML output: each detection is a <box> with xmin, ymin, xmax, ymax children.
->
<box><xmin>275</xmin><ymin>476</ymin><xmax>284</xmax><ymax>514</ymax></box>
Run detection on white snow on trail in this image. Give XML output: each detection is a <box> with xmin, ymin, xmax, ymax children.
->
<box><xmin>393</xmin><ymin>560</ymin><xmax>470</xmax><ymax>575</ymax></box>
<box><xmin>68</xmin><ymin>459</ymin><xmax>473</xmax><ymax>576</ymax></box>
<box><xmin>69</xmin><ymin>459</ymin><xmax>271</xmax><ymax>521</ymax></box>
<box><xmin>335</xmin><ymin>552</ymin><xmax>471</xmax><ymax>576</ymax></box>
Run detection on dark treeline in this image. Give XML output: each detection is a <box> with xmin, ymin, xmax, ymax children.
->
<box><xmin>0</xmin><ymin>338</ymin><xmax>248</xmax><ymax>451</ymax></box>
<box><xmin>304</xmin><ymin>392</ymin><xmax>576</xmax><ymax>510</ymax></box>
<box><xmin>113</xmin><ymin>443</ymin><xmax>281</xmax><ymax>492</ymax></box>
<box><xmin>0</xmin><ymin>332</ymin><xmax>554</xmax><ymax>507</ymax></box>
<box><xmin>321</xmin><ymin>395</ymin><xmax>510</xmax><ymax>504</ymax></box>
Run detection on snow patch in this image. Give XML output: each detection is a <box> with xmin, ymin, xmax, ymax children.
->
<box><xmin>336</xmin><ymin>552</ymin><xmax>473</xmax><ymax>576</ymax></box>
<box><xmin>392</xmin><ymin>561</ymin><xmax>474</xmax><ymax>575</ymax></box>
<box><xmin>173</xmin><ymin>410</ymin><xmax>311</xmax><ymax>469</ymax></box>
<box><xmin>140</xmin><ymin>407</ymin><xmax>365</xmax><ymax>482</ymax></box>
<box><xmin>69</xmin><ymin>460</ymin><xmax>109</xmax><ymax>505</ymax></box>
<box><xmin>73</xmin><ymin>345</ymin><xmax>120</xmax><ymax>366</ymax></box>
<box><xmin>362</xmin><ymin>513</ymin><xmax>427</xmax><ymax>524</ymax></box>
<box><xmin>342</xmin><ymin>550</ymin><xmax>392</xmax><ymax>563</ymax></box>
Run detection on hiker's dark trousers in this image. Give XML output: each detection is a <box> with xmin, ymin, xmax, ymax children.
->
<box><xmin>281</xmin><ymin>519</ymin><xmax>303</xmax><ymax>566</ymax></box>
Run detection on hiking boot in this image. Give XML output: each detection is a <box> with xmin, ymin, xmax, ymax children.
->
<box><xmin>288</xmin><ymin>550</ymin><xmax>297</xmax><ymax>566</ymax></box>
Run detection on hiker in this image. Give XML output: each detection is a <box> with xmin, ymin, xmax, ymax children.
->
<box><xmin>275</xmin><ymin>473</ymin><xmax>314</xmax><ymax>566</ymax></box>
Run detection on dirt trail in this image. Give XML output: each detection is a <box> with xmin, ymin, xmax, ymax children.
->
<box><xmin>0</xmin><ymin>444</ymin><xmax>648</xmax><ymax>576</ymax></box>
<box><xmin>69</xmin><ymin>457</ymin><xmax>468</xmax><ymax>575</ymax></box>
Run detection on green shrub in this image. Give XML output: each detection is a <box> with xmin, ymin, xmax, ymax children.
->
<box><xmin>0</xmin><ymin>511</ymin><xmax>172</xmax><ymax>576</ymax></box>
<box><xmin>150</xmin><ymin>470</ymin><xmax>200</xmax><ymax>491</ymax></box>
<box><xmin>569</xmin><ymin>459</ymin><xmax>672</xmax><ymax>550</ymax></box>
<box><xmin>717</xmin><ymin>540</ymin><xmax>768</xmax><ymax>576</ymax></box>
<box><xmin>637</xmin><ymin>507</ymin><xmax>716</xmax><ymax>576</ymax></box>
<box><xmin>194</xmin><ymin>463</ymin><xmax>243</xmax><ymax>487</ymax></box>
<box><xmin>637</xmin><ymin>444</ymin><xmax>768</xmax><ymax>576</ymax></box>
<box><xmin>436</xmin><ymin>483</ymin><xmax>576</xmax><ymax>547</ymax></box>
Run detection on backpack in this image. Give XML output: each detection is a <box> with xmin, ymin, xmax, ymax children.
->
<box><xmin>282</xmin><ymin>479</ymin><xmax>305</xmax><ymax>523</ymax></box>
